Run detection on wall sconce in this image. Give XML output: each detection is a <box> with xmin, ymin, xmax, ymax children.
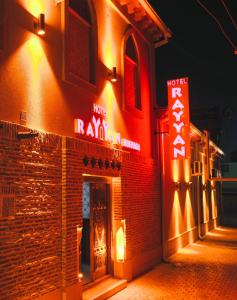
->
<box><xmin>185</xmin><ymin>181</ymin><xmax>192</xmax><ymax>190</ymax></box>
<box><xmin>202</xmin><ymin>183</ymin><xmax>207</xmax><ymax>191</ymax></box>
<box><xmin>77</xmin><ymin>226</ymin><xmax>83</xmax><ymax>282</ymax></box>
<box><xmin>211</xmin><ymin>185</ymin><xmax>216</xmax><ymax>191</ymax></box>
<box><xmin>34</xmin><ymin>13</ymin><xmax>45</xmax><ymax>36</ymax></box>
<box><xmin>174</xmin><ymin>182</ymin><xmax>181</xmax><ymax>191</ymax></box>
<box><xmin>116</xmin><ymin>220</ymin><xmax>126</xmax><ymax>262</ymax></box>
<box><xmin>108</xmin><ymin>67</ymin><xmax>117</xmax><ymax>82</ymax></box>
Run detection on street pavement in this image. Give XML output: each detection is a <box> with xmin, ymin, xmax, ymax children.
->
<box><xmin>108</xmin><ymin>226</ymin><xmax>237</xmax><ymax>300</ymax></box>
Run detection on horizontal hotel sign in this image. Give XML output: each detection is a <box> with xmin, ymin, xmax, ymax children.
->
<box><xmin>74</xmin><ymin>104</ymin><xmax>141</xmax><ymax>151</ymax></box>
<box><xmin>167</xmin><ymin>77</ymin><xmax>190</xmax><ymax>159</ymax></box>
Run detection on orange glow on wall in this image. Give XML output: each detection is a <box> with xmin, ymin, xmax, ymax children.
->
<box><xmin>172</xmin><ymin>191</ymin><xmax>181</xmax><ymax>237</ymax></box>
<box><xmin>100</xmin><ymin>82</ymin><xmax>117</xmax><ymax>130</ymax></box>
<box><xmin>116</xmin><ymin>220</ymin><xmax>126</xmax><ymax>262</ymax></box>
<box><xmin>100</xmin><ymin>3</ymin><xmax>117</xmax><ymax>69</ymax></box>
<box><xmin>21</xmin><ymin>37</ymin><xmax>45</xmax><ymax>128</ymax></box>
<box><xmin>20</xmin><ymin>0</ymin><xmax>44</xmax><ymax>18</ymax></box>
<box><xmin>202</xmin><ymin>191</ymin><xmax>209</xmax><ymax>223</ymax></box>
<box><xmin>171</xmin><ymin>159</ymin><xmax>180</xmax><ymax>182</ymax></box>
<box><xmin>184</xmin><ymin>159</ymin><xmax>191</xmax><ymax>183</ymax></box>
<box><xmin>167</xmin><ymin>77</ymin><xmax>190</xmax><ymax>160</ymax></box>
<box><xmin>185</xmin><ymin>190</ymin><xmax>193</xmax><ymax>231</ymax></box>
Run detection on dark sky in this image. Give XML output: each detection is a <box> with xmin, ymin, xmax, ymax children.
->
<box><xmin>149</xmin><ymin>0</ymin><xmax>237</xmax><ymax>156</ymax></box>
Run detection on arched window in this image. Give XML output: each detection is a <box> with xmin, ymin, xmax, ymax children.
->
<box><xmin>124</xmin><ymin>35</ymin><xmax>141</xmax><ymax>110</ymax></box>
<box><xmin>65</xmin><ymin>0</ymin><xmax>96</xmax><ymax>85</ymax></box>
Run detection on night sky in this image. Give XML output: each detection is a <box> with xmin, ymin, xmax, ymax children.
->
<box><xmin>148</xmin><ymin>0</ymin><xmax>237</xmax><ymax>157</ymax></box>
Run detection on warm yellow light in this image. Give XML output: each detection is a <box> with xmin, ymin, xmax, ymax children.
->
<box><xmin>184</xmin><ymin>159</ymin><xmax>191</xmax><ymax>183</ymax></box>
<box><xmin>100</xmin><ymin>3</ymin><xmax>117</xmax><ymax>69</ymax></box>
<box><xmin>173</xmin><ymin>190</ymin><xmax>181</xmax><ymax>238</ymax></box>
<box><xmin>116</xmin><ymin>226</ymin><xmax>125</xmax><ymax>262</ymax></box>
<box><xmin>185</xmin><ymin>190</ymin><xmax>193</xmax><ymax>231</ymax></box>
<box><xmin>21</xmin><ymin>0</ymin><xmax>44</xmax><ymax>18</ymax></box>
<box><xmin>34</xmin><ymin>14</ymin><xmax>46</xmax><ymax>36</ymax></box>
<box><xmin>108</xmin><ymin>67</ymin><xmax>117</xmax><ymax>82</ymax></box>
<box><xmin>172</xmin><ymin>160</ymin><xmax>179</xmax><ymax>182</ymax></box>
<box><xmin>37</xmin><ymin>29</ymin><xmax>45</xmax><ymax>36</ymax></box>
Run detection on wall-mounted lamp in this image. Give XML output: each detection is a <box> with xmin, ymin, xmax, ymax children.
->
<box><xmin>202</xmin><ymin>183</ymin><xmax>207</xmax><ymax>191</ymax></box>
<box><xmin>116</xmin><ymin>220</ymin><xmax>126</xmax><ymax>262</ymax></box>
<box><xmin>185</xmin><ymin>181</ymin><xmax>192</xmax><ymax>190</ymax></box>
<box><xmin>174</xmin><ymin>182</ymin><xmax>181</xmax><ymax>191</ymax></box>
<box><xmin>34</xmin><ymin>13</ymin><xmax>45</xmax><ymax>36</ymax></box>
<box><xmin>211</xmin><ymin>184</ymin><xmax>216</xmax><ymax>191</ymax></box>
<box><xmin>108</xmin><ymin>67</ymin><xmax>117</xmax><ymax>82</ymax></box>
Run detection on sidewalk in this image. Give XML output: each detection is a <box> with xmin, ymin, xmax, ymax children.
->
<box><xmin>108</xmin><ymin>227</ymin><xmax>237</xmax><ymax>300</ymax></box>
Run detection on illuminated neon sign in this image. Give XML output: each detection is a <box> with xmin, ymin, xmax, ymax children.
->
<box><xmin>74</xmin><ymin>104</ymin><xmax>141</xmax><ymax>151</ymax></box>
<box><xmin>167</xmin><ymin>77</ymin><xmax>190</xmax><ymax>159</ymax></box>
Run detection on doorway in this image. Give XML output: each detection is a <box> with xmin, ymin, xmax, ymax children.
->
<box><xmin>81</xmin><ymin>180</ymin><xmax>111</xmax><ymax>284</ymax></box>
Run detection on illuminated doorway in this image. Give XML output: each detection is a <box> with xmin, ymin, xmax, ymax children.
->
<box><xmin>81</xmin><ymin>180</ymin><xmax>111</xmax><ymax>284</ymax></box>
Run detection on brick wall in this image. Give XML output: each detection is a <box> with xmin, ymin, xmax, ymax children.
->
<box><xmin>0</xmin><ymin>121</ymin><xmax>62</xmax><ymax>300</ymax></box>
<box><xmin>0</xmin><ymin>121</ymin><xmax>162</xmax><ymax>299</ymax></box>
<box><xmin>121</xmin><ymin>154</ymin><xmax>161</xmax><ymax>275</ymax></box>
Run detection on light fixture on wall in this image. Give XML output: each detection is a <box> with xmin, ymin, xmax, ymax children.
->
<box><xmin>34</xmin><ymin>13</ymin><xmax>46</xmax><ymax>36</ymax></box>
<box><xmin>174</xmin><ymin>181</ymin><xmax>181</xmax><ymax>191</ymax></box>
<box><xmin>185</xmin><ymin>181</ymin><xmax>192</xmax><ymax>190</ymax></box>
<box><xmin>108</xmin><ymin>67</ymin><xmax>117</xmax><ymax>82</ymax></box>
<box><xmin>116</xmin><ymin>220</ymin><xmax>126</xmax><ymax>262</ymax></box>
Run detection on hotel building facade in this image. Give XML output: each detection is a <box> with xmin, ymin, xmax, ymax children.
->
<box><xmin>0</xmin><ymin>1</ymin><xmax>223</xmax><ymax>299</ymax></box>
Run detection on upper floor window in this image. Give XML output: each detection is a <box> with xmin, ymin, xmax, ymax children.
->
<box><xmin>124</xmin><ymin>35</ymin><xmax>141</xmax><ymax>110</ymax></box>
<box><xmin>64</xmin><ymin>0</ymin><xmax>96</xmax><ymax>86</ymax></box>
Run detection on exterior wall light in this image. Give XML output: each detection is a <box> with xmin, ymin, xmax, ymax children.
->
<box><xmin>108</xmin><ymin>67</ymin><xmax>117</xmax><ymax>82</ymax></box>
<box><xmin>34</xmin><ymin>13</ymin><xmax>46</xmax><ymax>36</ymax></box>
<box><xmin>116</xmin><ymin>220</ymin><xmax>126</xmax><ymax>262</ymax></box>
<box><xmin>174</xmin><ymin>182</ymin><xmax>181</xmax><ymax>191</ymax></box>
<box><xmin>76</xmin><ymin>226</ymin><xmax>83</xmax><ymax>282</ymax></box>
<box><xmin>184</xmin><ymin>181</ymin><xmax>192</xmax><ymax>190</ymax></box>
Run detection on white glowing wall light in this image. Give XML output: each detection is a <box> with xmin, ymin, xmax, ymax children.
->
<box><xmin>116</xmin><ymin>220</ymin><xmax>126</xmax><ymax>262</ymax></box>
<box><xmin>77</xmin><ymin>226</ymin><xmax>83</xmax><ymax>280</ymax></box>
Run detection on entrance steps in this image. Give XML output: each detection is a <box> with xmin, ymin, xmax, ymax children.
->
<box><xmin>82</xmin><ymin>277</ymin><xmax>127</xmax><ymax>300</ymax></box>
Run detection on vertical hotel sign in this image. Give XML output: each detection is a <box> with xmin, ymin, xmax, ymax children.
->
<box><xmin>167</xmin><ymin>77</ymin><xmax>190</xmax><ymax>159</ymax></box>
